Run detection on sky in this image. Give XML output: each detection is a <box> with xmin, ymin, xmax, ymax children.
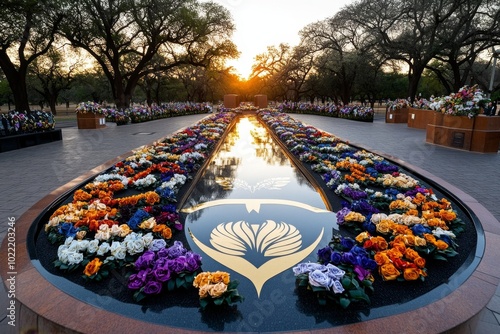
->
<box><xmin>205</xmin><ymin>0</ymin><xmax>353</xmax><ymax>79</ymax></box>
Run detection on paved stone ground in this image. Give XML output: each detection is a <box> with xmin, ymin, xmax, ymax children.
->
<box><xmin>0</xmin><ymin>112</ymin><xmax>498</xmax><ymax>333</ymax></box>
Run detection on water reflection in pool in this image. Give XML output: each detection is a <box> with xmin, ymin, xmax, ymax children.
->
<box><xmin>181</xmin><ymin>115</ymin><xmax>337</xmax><ymax>303</ymax></box>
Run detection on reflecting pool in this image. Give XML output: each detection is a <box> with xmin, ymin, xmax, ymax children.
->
<box><xmin>181</xmin><ymin>115</ymin><xmax>337</xmax><ymax>302</ymax></box>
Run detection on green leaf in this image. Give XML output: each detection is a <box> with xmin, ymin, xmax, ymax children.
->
<box><xmin>199</xmin><ymin>298</ymin><xmax>209</xmax><ymax>309</ymax></box>
<box><xmin>167</xmin><ymin>279</ymin><xmax>175</xmax><ymax>291</ymax></box>
<box><xmin>339</xmin><ymin>297</ymin><xmax>350</xmax><ymax>309</ymax></box>
<box><xmin>214</xmin><ymin>297</ymin><xmax>224</xmax><ymax>306</ymax></box>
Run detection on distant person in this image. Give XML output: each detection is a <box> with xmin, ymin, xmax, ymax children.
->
<box><xmin>484</xmin><ymin>101</ymin><xmax>494</xmax><ymax>116</ymax></box>
<box><xmin>492</xmin><ymin>101</ymin><xmax>497</xmax><ymax>116</ymax></box>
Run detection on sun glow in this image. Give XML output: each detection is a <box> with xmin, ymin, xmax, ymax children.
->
<box><xmin>206</xmin><ymin>0</ymin><xmax>351</xmax><ymax>81</ymax></box>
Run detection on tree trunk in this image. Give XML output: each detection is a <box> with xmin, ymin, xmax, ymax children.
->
<box><xmin>0</xmin><ymin>52</ymin><xmax>31</xmax><ymax>113</ymax></box>
<box><xmin>407</xmin><ymin>65</ymin><xmax>425</xmax><ymax>102</ymax></box>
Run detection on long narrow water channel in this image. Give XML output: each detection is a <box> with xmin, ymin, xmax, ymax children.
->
<box><xmin>180</xmin><ymin>114</ymin><xmax>338</xmax><ymax>329</ymax></box>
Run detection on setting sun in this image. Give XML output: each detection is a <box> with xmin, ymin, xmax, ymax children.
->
<box><xmin>206</xmin><ymin>0</ymin><xmax>351</xmax><ymax>80</ymax></box>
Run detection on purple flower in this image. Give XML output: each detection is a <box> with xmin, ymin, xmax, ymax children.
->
<box><xmin>153</xmin><ymin>266</ymin><xmax>171</xmax><ymax>282</ymax></box>
<box><xmin>340</xmin><ymin>237</ymin><xmax>355</xmax><ymax>251</ymax></box>
<box><xmin>143</xmin><ymin>280</ymin><xmax>162</xmax><ymax>295</ymax></box>
<box><xmin>165</xmin><ymin>241</ymin><xmax>187</xmax><ymax>259</ymax></box>
<box><xmin>137</xmin><ymin>268</ymin><xmax>154</xmax><ymax>281</ymax></box>
<box><xmin>354</xmin><ymin>265</ymin><xmax>371</xmax><ymax>281</ymax></box>
<box><xmin>336</xmin><ymin>207</ymin><xmax>351</xmax><ymax>225</ymax></box>
<box><xmin>148</xmin><ymin>239</ymin><xmax>167</xmax><ymax>252</ymax></box>
<box><xmin>317</xmin><ymin>246</ymin><xmax>332</xmax><ymax>263</ymax></box>
<box><xmin>184</xmin><ymin>252</ymin><xmax>202</xmax><ymax>271</ymax></box>
<box><xmin>341</xmin><ymin>252</ymin><xmax>357</xmax><ymax>265</ymax></box>
<box><xmin>170</xmin><ymin>256</ymin><xmax>187</xmax><ymax>274</ymax></box>
<box><xmin>135</xmin><ymin>250</ymin><xmax>156</xmax><ymax>270</ymax></box>
<box><xmin>128</xmin><ymin>273</ymin><xmax>145</xmax><ymax>290</ymax></box>
<box><xmin>329</xmin><ymin>251</ymin><xmax>342</xmax><ymax>265</ymax></box>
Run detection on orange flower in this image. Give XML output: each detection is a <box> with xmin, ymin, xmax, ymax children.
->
<box><xmin>404</xmin><ymin>248</ymin><xmax>419</xmax><ymax>261</ymax></box>
<box><xmin>145</xmin><ymin>191</ymin><xmax>160</xmax><ymax>205</ymax></box>
<box><xmin>379</xmin><ymin>263</ymin><xmax>400</xmax><ymax>281</ymax></box>
<box><xmin>438</xmin><ymin>209</ymin><xmax>456</xmax><ymax>222</ymax></box>
<box><xmin>403</xmin><ymin>267</ymin><xmax>421</xmax><ymax>281</ymax></box>
<box><xmin>74</xmin><ymin>189</ymin><xmax>92</xmax><ymax>202</ymax></box>
<box><xmin>211</xmin><ymin>271</ymin><xmax>230</xmax><ymax>285</ymax></box>
<box><xmin>414</xmin><ymin>257</ymin><xmax>426</xmax><ymax>269</ymax></box>
<box><xmin>435</xmin><ymin>240</ymin><xmax>449</xmax><ymax>250</ymax></box>
<box><xmin>374</xmin><ymin>251</ymin><xmax>390</xmax><ymax>265</ymax></box>
<box><xmin>162</xmin><ymin>226</ymin><xmax>172</xmax><ymax>239</ymax></box>
<box><xmin>83</xmin><ymin>258</ymin><xmax>103</xmax><ymax>277</ymax></box>
<box><xmin>373</xmin><ymin>236</ymin><xmax>389</xmax><ymax>250</ymax></box>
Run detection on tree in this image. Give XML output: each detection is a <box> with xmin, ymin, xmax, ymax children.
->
<box><xmin>59</xmin><ymin>0</ymin><xmax>237</xmax><ymax>109</ymax></box>
<box><xmin>29</xmin><ymin>45</ymin><xmax>77</xmax><ymax>114</ymax></box>
<box><xmin>349</xmin><ymin>0</ymin><xmax>500</xmax><ymax>101</ymax></box>
<box><xmin>0</xmin><ymin>0</ymin><xmax>64</xmax><ymax>112</ymax></box>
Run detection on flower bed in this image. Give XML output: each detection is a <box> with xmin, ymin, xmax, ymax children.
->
<box><xmin>75</xmin><ymin>101</ymin><xmax>213</xmax><ymax>126</ymax></box>
<box><xmin>259</xmin><ymin>110</ymin><xmax>474</xmax><ymax>308</ymax></box>
<box><xmin>277</xmin><ymin>102</ymin><xmax>374</xmax><ymax>122</ymax></box>
<box><xmin>31</xmin><ymin>110</ymin><xmax>477</xmax><ymax>327</ymax></box>
<box><xmin>0</xmin><ymin>110</ymin><xmax>55</xmax><ymax>136</ymax></box>
<box><xmin>38</xmin><ymin>112</ymin><xmax>239</xmax><ymax>304</ymax></box>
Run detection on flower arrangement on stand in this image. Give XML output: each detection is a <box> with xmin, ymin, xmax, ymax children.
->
<box><xmin>193</xmin><ymin>271</ymin><xmax>244</xmax><ymax>309</ymax></box>
<box><xmin>429</xmin><ymin>85</ymin><xmax>489</xmax><ymax>118</ymax></box>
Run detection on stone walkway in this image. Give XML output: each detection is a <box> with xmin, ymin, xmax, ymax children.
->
<box><xmin>0</xmin><ymin>112</ymin><xmax>499</xmax><ymax>333</ymax></box>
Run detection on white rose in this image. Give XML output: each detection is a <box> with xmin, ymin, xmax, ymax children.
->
<box><xmin>95</xmin><ymin>225</ymin><xmax>111</xmax><ymax>241</ymax></box>
<box><xmin>126</xmin><ymin>239</ymin><xmax>144</xmax><ymax>255</ymax></box>
<box><xmin>110</xmin><ymin>241</ymin><xmax>127</xmax><ymax>260</ymax></box>
<box><xmin>66</xmin><ymin>251</ymin><xmax>84</xmax><ymax>265</ymax></box>
<box><xmin>141</xmin><ymin>232</ymin><xmax>154</xmax><ymax>248</ymax></box>
<box><xmin>57</xmin><ymin>245</ymin><xmax>70</xmax><ymax>263</ymax></box>
<box><xmin>87</xmin><ymin>239</ymin><xmax>99</xmax><ymax>254</ymax></box>
<box><xmin>97</xmin><ymin>242</ymin><xmax>111</xmax><ymax>256</ymax></box>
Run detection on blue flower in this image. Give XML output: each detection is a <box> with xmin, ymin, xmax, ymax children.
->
<box><xmin>128</xmin><ymin>209</ymin><xmax>150</xmax><ymax>230</ymax></box>
<box><xmin>58</xmin><ymin>222</ymin><xmax>79</xmax><ymax>238</ymax></box>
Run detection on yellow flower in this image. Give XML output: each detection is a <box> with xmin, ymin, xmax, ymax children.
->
<box><xmin>83</xmin><ymin>258</ymin><xmax>103</xmax><ymax>277</ymax></box>
<box><xmin>379</xmin><ymin>263</ymin><xmax>400</xmax><ymax>281</ymax></box>
<box><xmin>209</xmin><ymin>282</ymin><xmax>228</xmax><ymax>298</ymax></box>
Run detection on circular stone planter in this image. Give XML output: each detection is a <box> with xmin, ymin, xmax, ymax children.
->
<box><xmin>1</xmin><ymin>127</ymin><xmax>499</xmax><ymax>334</ymax></box>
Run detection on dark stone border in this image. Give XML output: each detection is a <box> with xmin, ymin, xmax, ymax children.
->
<box><xmin>0</xmin><ymin>129</ymin><xmax>62</xmax><ymax>153</ymax></box>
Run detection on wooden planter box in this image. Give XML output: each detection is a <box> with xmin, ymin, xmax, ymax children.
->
<box><xmin>407</xmin><ymin>108</ymin><xmax>435</xmax><ymax>129</ymax></box>
<box><xmin>426</xmin><ymin>115</ymin><xmax>500</xmax><ymax>153</ymax></box>
<box><xmin>470</xmin><ymin>115</ymin><xmax>500</xmax><ymax>153</ymax></box>
<box><xmin>77</xmin><ymin>113</ymin><xmax>106</xmax><ymax>129</ymax></box>
<box><xmin>386</xmin><ymin>107</ymin><xmax>409</xmax><ymax>123</ymax></box>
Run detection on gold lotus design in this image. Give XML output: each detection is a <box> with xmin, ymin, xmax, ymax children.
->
<box><xmin>215</xmin><ymin>177</ymin><xmax>290</xmax><ymax>192</ymax></box>
<box><xmin>189</xmin><ymin>220</ymin><xmax>323</xmax><ymax>297</ymax></box>
<box><xmin>210</xmin><ymin>220</ymin><xmax>302</xmax><ymax>258</ymax></box>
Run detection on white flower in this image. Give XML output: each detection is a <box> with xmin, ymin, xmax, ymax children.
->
<box><xmin>142</xmin><ymin>232</ymin><xmax>154</xmax><ymax>248</ymax></box>
<box><xmin>65</xmin><ymin>251</ymin><xmax>84</xmax><ymax>265</ymax></box>
<box><xmin>125</xmin><ymin>239</ymin><xmax>144</xmax><ymax>255</ymax></box>
<box><xmin>95</xmin><ymin>224</ymin><xmax>111</xmax><ymax>241</ymax></box>
<box><xmin>370</xmin><ymin>213</ymin><xmax>388</xmax><ymax>224</ymax></box>
<box><xmin>110</xmin><ymin>241</ymin><xmax>127</xmax><ymax>260</ymax></box>
<box><xmin>133</xmin><ymin>174</ymin><xmax>157</xmax><ymax>187</ymax></box>
<box><xmin>87</xmin><ymin>239</ymin><xmax>99</xmax><ymax>254</ymax></box>
<box><xmin>433</xmin><ymin>227</ymin><xmax>456</xmax><ymax>239</ymax></box>
<box><xmin>57</xmin><ymin>245</ymin><xmax>70</xmax><ymax>263</ymax></box>
<box><xmin>97</xmin><ymin>242</ymin><xmax>111</xmax><ymax>256</ymax></box>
